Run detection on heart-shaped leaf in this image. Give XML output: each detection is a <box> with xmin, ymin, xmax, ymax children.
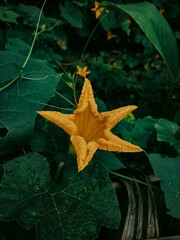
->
<box><xmin>0</xmin><ymin>51</ymin><xmax>60</xmax><ymax>156</ymax></box>
<box><xmin>0</xmin><ymin>152</ymin><xmax>120</xmax><ymax>240</ymax></box>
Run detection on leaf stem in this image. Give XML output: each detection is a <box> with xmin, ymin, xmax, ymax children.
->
<box><xmin>73</xmin><ymin>79</ymin><xmax>78</xmax><ymax>106</ymax></box>
<box><xmin>78</xmin><ymin>13</ymin><xmax>108</xmax><ymax>65</ymax></box>
<box><xmin>0</xmin><ymin>0</ymin><xmax>47</xmax><ymax>92</ymax></box>
<box><xmin>21</xmin><ymin>75</ymin><xmax>49</xmax><ymax>80</ymax></box>
<box><xmin>21</xmin><ymin>0</ymin><xmax>47</xmax><ymax>71</ymax></box>
<box><xmin>55</xmin><ymin>90</ymin><xmax>76</xmax><ymax>108</ymax></box>
<box><xmin>18</xmin><ymin>97</ymin><xmax>73</xmax><ymax>111</ymax></box>
<box><xmin>111</xmin><ymin>171</ymin><xmax>155</xmax><ymax>187</ymax></box>
<box><xmin>0</xmin><ymin>75</ymin><xmax>19</xmax><ymax>92</ymax></box>
<box><xmin>72</xmin><ymin>13</ymin><xmax>108</xmax><ymax>106</ymax></box>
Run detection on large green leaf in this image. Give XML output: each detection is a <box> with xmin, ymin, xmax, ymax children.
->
<box><xmin>148</xmin><ymin>154</ymin><xmax>180</xmax><ymax>219</ymax></box>
<box><xmin>0</xmin><ymin>51</ymin><xmax>60</xmax><ymax>156</ymax></box>
<box><xmin>60</xmin><ymin>1</ymin><xmax>83</xmax><ymax>28</ymax></box>
<box><xmin>0</xmin><ymin>152</ymin><xmax>120</xmax><ymax>240</ymax></box>
<box><xmin>155</xmin><ymin>118</ymin><xmax>180</xmax><ymax>154</ymax></box>
<box><xmin>104</xmin><ymin>1</ymin><xmax>179</xmax><ymax>81</ymax></box>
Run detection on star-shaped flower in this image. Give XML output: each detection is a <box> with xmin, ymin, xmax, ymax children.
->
<box><xmin>91</xmin><ymin>1</ymin><xmax>105</xmax><ymax>19</ymax></box>
<box><xmin>38</xmin><ymin>78</ymin><xmax>143</xmax><ymax>172</ymax></box>
<box><xmin>76</xmin><ymin>65</ymin><xmax>91</xmax><ymax>78</ymax></box>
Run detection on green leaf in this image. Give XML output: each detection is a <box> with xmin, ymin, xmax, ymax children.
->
<box><xmin>0</xmin><ymin>152</ymin><xmax>120</xmax><ymax>240</ymax></box>
<box><xmin>95</xmin><ymin>151</ymin><xmax>125</xmax><ymax>171</ymax></box>
<box><xmin>16</xmin><ymin>4</ymin><xmax>59</xmax><ymax>28</ymax></box>
<box><xmin>0</xmin><ymin>6</ymin><xmax>20</xmax><ymax>24</ymax></box>
<box><xmin>5</xmin><ymin>37</ymin><xmax>30</xmax><ymax>55</ymax></box>
<box><xmin>100</xmin><ymin>11</ymin><xmax>116</xmax><ymax>31</ymax></box>
<box><xmin>29</xmin><ymin>133</ymin><xmax>47</xmax><ymax>152</ymax></box>
<box><xmin>104</xmin><ymin>1</ymin><xmax>179</xmax><ymax>81</ymax></box>
<box><xmin>0</xmin><ymin>22</ymin><xmax>6</xmax><ymax>51</ymax></box>
<box><xmin>96</xmin><ymin>97</ymin><xmax>107</xmax><ymax>112</ymax></box>
<box><xmin>148</xmin><ymin>154</ymin><xmax>180</xmax><ymax>219</ymax></box>
<box><xmin>0</xmin><ymin>153</ymin><xmax>51</xmax><ymax>228</ymax></box>
<box><xmin>131</xmin><ymin>117</ymin><xmax>157</xmax><ymax>148</ymax></box>
<box><xmin>0</xmin><ymin>220</ymin><xmax>36</xmax><ymax>240</ymax></box>
<box><xmin>0</xmin><ymin>51</ymin><xmax>60</xmax><ymax>156</ymax></box>
<box><xmin>60</xmin><ymin>2</ymin><xmax>83</xmax><ymax>28</ymax></box>
<box><xmin>155</xmin><ymin>118</ymin><xmax>180</xmax><ymax>154</ymax></box>
<box><xmin>113</xmin><ymin>117</ymin><xmax>156</xmax><ymax>149</ymax></box>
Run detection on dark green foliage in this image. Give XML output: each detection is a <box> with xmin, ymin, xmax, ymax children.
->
<box><xmin>106</xmin><ymin>1</ymin><xmax>179</xmax><ymax>81</ymax></box>
<box><xmin>0</xmin><ymin>0</ymin><xmax>179</xmax><ymax>239</ymax></box>
<box><xmin>155</xmin><ymin>119</ymin><xmax>180</xmax><ymax>154</ymax></box>
<box><xmin>0</xmin><ymin>51</ymin><xmax>60</xmax><ymax>156</ymax></box>
<box><xmin>0</xmin><ymin>152</ymin><xmax>120</xmax><ymax>239</ymax></box>
<box><xmin>148</xmin><ymin>154</ymin><xmax>180</xmax><ymax>219</ymax></box>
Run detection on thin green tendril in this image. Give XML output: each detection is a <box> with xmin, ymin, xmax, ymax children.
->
<box><xmin>0</xmin><ymin>0</ymin><xmax>47</xmax><ymax>92</ymax></box>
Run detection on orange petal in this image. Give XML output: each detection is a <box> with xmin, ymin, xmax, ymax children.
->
<box><xmin>102</xmin><ymin>105</ymin><xmax>138</xmax><ymax>129</ymax></box>
<box><xmin>37</xmin><ymin>111</ymin><xmax>77</xmax><ymax>135</ymax></box>
<box><xmin>71</xmin><ymin>135</ymin><xmax>98</xmax><ymax>171</ymax></box>
<box><xmin>82</xmin><ymin>66</ymin><xmax>88</xmax><ymax>72</ymax></box>
<box><xmin>91</xmin><ymin>1</ymin><xmax>99</xmax><ymax>11</ymax></box>
<box><xmin>74</xmin><ymin>78</ymin><xmax>98</xmax><ymax>115</ymax></box>
<box><xmin>95</xmin><ymin>7</ymin><xmax>104</xmax><ymax>19</ymax></box>
<box><xmin>98</xmin><ymin>130</ymin><xmax>143</xmax><ymax>153</ymax></box>
<box><xmin>107</xmin><ymin>31</ymin><xmax>117</xmax><ymax>40</ymax></box>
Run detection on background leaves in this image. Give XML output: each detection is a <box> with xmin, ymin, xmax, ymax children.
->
<box><xmin>0</xmin><ymin>6</ymin><xmax>19</xmax><ymax>24</ymax></box>
<box><xmin>105</xmin><ymin>1</ymin><xmax>179</xmax><ymax>81</ymax></box>
<box><xmin>60</xmin><ymin>2</ymin><xmax>83</xmax><ymax>28</ymax></box>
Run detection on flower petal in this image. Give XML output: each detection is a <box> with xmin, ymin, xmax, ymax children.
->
<box><xmin>107</xmin><ymin>31</ymin><xmax>117</xmax><ymax>40</ymax></box>
<box><xmin>76</xmin><ymin>66</ymin><xmax>90</xmax><ymax>78</ymax></box>
<box><xmin>74</xmin><ymin>78</ymin><xmax>98</xmax><ymax>115</ymax></box>
<box><xmin>37</xmin><ymin>111</ymin><xmax>77</xmax><ymax>135</ymax></box>
<box><xmin>96</xmin><ymin>7</ymin><xmax>104</xmax><ymax>19</ymax></box>
<box><xmin>91</xmin><ymin>1</ymin><xmax>99</xmax><ymax>11</ymax></box>
<box><xmin>71</xmin><ymin>135</ymin><xmax>98</xmax><ymax>171</ymax></box>
<box><xmin>102</xmin><ymin>105</ymin><xmax>138</xmax><ymax>129</ymax></box>
<box><xmin>98</xmin><ymin>130</ymin><xmax>143</xmax><ymax>153</ymax></box>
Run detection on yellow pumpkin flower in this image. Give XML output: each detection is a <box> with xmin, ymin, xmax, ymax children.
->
<box><xmin>107</xmin><ymin>31</ymin><xmax>117</xmax><ymax>40</ymax></box>
<box><xmin>160</xmin><ymin>8</ymin><xmax>165</xmax><ymax>14</ymax></box>
<box><xmin>38</xmin><ymin>78</ymin><xmax>143</xmax><ymax>172</ymax></box>
<box><xmin>76</xmin><ymin>66</ymin><xmax>91</xmax><ymax>78</ymax></box>
<box><xmin>91</xmin><ymin>1</ymin><xmax>105</xmax><ymax>19</ymax></box>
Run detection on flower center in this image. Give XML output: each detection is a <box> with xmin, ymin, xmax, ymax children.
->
<box><xmin>75</xmin><ymin>106</ymin><xmax>106</xmax><ymax>143</ymax></box>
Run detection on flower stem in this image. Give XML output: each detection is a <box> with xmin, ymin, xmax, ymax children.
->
<box><xmin>54</xmin><ymin>161</ymin><xmax>65</xmax><ymax>185</ymax></box>
<box><xmin>73</xmin><ymin>79</ymin><xmax>78</xmax><ymax>106</ymax></box>
<box><xmin>55</xmin><ymin>90</ymin><xmax>76</xmax><ymax>108</ymax></box>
